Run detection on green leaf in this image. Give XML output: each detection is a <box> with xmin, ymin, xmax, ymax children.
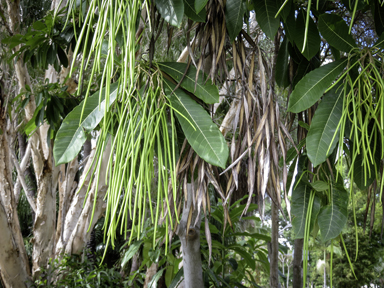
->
<box><xmin>353</xmin><ymin>151</ymin><xmax>378</xmax><ymax>190</ymax></box>
<box><xmin>121</xmin><ymin>241</ymin><xmax>143</xmax><ymax>268</ymax></box>
<box><xmin>195</xmin><ymin>0</ymin><xmax>208</xmax><ymax>13</ymax></box>
<box><xmin>318</xmin><ymin>187</ymin><xmax>348</xmax><ymax>242</ymax></box>
<box><xmin>159</xmin><ymin>62</ymin><xmax>219</xmax><ymax>104</ymax></box>
<box><xmin>294</xmin><ymin>10</ymin><xmax>320</xmax><ymax>60</ymax></box>
<box><xmin>285</xmin><ymin>138</ymin><xmax>306</xmax><ymax>164</ymax></box>
<box><xmin>230</xmin><ymin>247</ymin><xmax>256</xmax><ymax>270</ymax></box>
<box><xmin>284</xmin><ymin>7</ymin><xmax>296</xmax><ymax>44</ymax></box>
<box><xmin>148</xmin><ymin>268</ymin><xmax>165</xmax><ymax>288</ymax></box>
<box><xmin>233</xmin><ymin>232</ymin><xmax>271</xmax><ymax>242</ymax></box>
<box><xmin>168</xmin><ymin>267</ymin><xmax>184</xmax><ymax>288</ymax></box>
<box><xmin>292</xmin><ymin>57</ymin><xmax>311</xmax><ymax>88</ymax></box>
<box><xmin>288</xmin><ymin>58</ymin><xmax>348</xmax><ymax>113</ymax></box>
<box><xmin>47</xmin><ymin>44</ymin><xmax>56</xmax><ymax>65</ymax></box>
<box><xmin>53</xmin><ymin>82</ymin><xmax>119</xmax><ymax>165</ymax></box>
<box><xmin>310</xmin><ymin>181</ymin><xmax>329</xmax><ymax>192</ymax></box>
<box><xmin>254</xmin><ymin>0</ymin><xmax>280</xmax><ymax>40</ymax></box>
<box><xmin>156</xmin><ymin>0</ymin><xmax>184</xmax><ymax>27</ymax></box>
<box><xmin>291</xmin><ymin>181</ymin><xmax>321</xmax><ymax>239</ymax></box>
<box><xmin>330</xmin><ymin>45</ymin><xmax>341</xmax><ymax>61</ymax></box>
<box><xmin>33</xmin><ymin>21</ymin><xmax>46</xmax><ymax>31</ymax></box>
<box><xmin>275</xmin><ymin>36</ymin><xmax>290</xmax><ymax>88</ymax></box>
<box><xmin>2</xmin><ymin>34</ymin><xmax>25</xmax><ymax>50</ymax></box>
<box><xmin>373</xmin><ymin>0</ymin><xmax>384</xmax><ymax>36</ymax></box>
<box><xmin>256</xmin><ymin>250</ymin><xmax>270</xmax><ymax>274</ymax></box>
<box><xmin>57</xmin><ymin>46</ymin><xmax>68</xmax><ymax>68</ymax></box>
<box><xmin>184</xmin><ymin>0</ymin><xmax>206</xmax><ymax>22</ymax></box>
<box><xmin>276</xmin><ymin>0</ymin><xmax>291</xmax><ymax>21</ymax></box>
<box><xmin>298</xmin><ymin>121</ymin><xmax>310</xmax><ymax>131</ymax></box>
<box><xmin>225</xmin><ymin>0</ymin><xmax>245</xmax><ymax>42</ymax></box>
<box><xmin>318</xmin><ymin>14</ymin><xmax>357</xmax><ymax>53</ymax></box>
<box><xmin>163</xmin><ymin>79</ymin><xmax>228</xmax><ymax>168</ymax></box>
<box><xmin>306</xmin><ymin>86</ymin><xmax>343</xmax><ymax>167</ymax></box>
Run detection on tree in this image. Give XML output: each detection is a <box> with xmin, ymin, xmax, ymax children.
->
<box><xmin>1</xmin><ymin>0</ymin><xmax>384</xmax><ymax>287</ymax></box>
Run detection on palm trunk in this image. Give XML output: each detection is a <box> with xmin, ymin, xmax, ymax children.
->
<box><xmin>269</xmin><ymin>200</ymin><xmax>281</xmax><ymax>288</ymax></box>
<box><xmin>293</xmin><ymin>238</ymin><xmax>303</xmax><ymax>288</ymax></box>
<box><xmin>176</xmin><ymin>184</ymin><xmax>204</xmax><ymax>288</ymax></box>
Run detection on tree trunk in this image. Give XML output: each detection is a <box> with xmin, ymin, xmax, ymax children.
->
<box><xmin>269</xmin><ymin>200</ymin><xmax>281</xmax><ymax>288</ymax></box>
<box><xmin>0</xmin><ymin>117</ymin><xmax>31</xmax><ymax>287</ymax></box>
<box><xmin>323</xmin><ymin>251</ymin><xmax>326</xmax><ymax>288</ymax></box>
<box><xmin>287</xmin><ymin>264</ymin><xmax>290</xmax><ymax>288</ymax></box>
<box><xmin>144</xmin><ymin>262</ymin><xmax>159</xmax><ymax>288</ymax></box>
<box><xmin>292</xmin><ymin>238</ymin><xmax>303</xmax><ymax>288</ymax></box>
<box><xmin>176</xmin><ymin>184</ymin><xmax>204</xmax><ymax>288</ymax></box>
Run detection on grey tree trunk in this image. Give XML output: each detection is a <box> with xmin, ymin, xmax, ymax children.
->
<box><xmin>269</xmin><ymin>201</ymin><xmax>281</xmax><ymax>288</ymax></box>
<box><xmin>292</xmin><ymin>238</ymin><xmax>303</xmax><ymax>288</ymax></box>
<box><xmin>176</xmin><ymin>184</ymin><xmax>204</xmax><ymax>288</ymax></box>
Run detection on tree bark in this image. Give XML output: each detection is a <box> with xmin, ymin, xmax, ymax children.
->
<box><xmin>55</xmin><ymin>138</ymin><xmax>111</xmax><ymax>256</ymax></box>
<box><xmin>144</xmin><ymin>262</ymin><xmax>159</xmax><ymax>288</ymax></box>
<box><xmin>292</xmin><ymin>238</ymin><xmax>303</xmax><ymax>288</ymax></box>
<box><xmin>269</xmin><ymin>200</ymin><xmax>281</xmax><ymax>288</ymax></box>
<box><xmin>176</xmin><ymin>184</ymin><xmax>204</xmax><ymax>288</ymax></box>
<box><xmin>0</xmin><ymin>117</ymin><xmax>31</xmax><ymax>287</ymax></box>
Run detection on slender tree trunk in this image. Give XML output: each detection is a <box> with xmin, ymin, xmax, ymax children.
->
<box><xmin>287</xmin><ymin>264</ymin><xmax>290</xmax><ymax>288</ymax></box>
<box><xmin>323</xmin><ymin>251</ymin><xmax>326</xmax><ymax>288</ymax></box>
<box><xmin>292</xmin><ymin>238</ymin><xmax>303</xmax><ymax>288</ymax></box>
<box><xmin>176</xmin><ymin>184</ymin><xmax>204</xmax><ymax>288</ymax></box>
<box><xmin>269</xmin><ymin>200</ymin><xmax>281</xmax><ymax>288</ymax></box>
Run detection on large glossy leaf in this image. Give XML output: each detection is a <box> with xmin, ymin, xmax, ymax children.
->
<box><xmin>310</xmin><ymin>181</ymin><xmax>329</xmax><ymax>192</ymax></box>
<box><xmin>318</xmin><ymin>187</ymin><xmax>348</xmax><ymax>242</ymax></box>
<box><xmin>225</xmin><ymin>0</ymin><xmax>245</xmax><ymax>42</ymax></box>
<box><xmin>159</xmin><ymin>62</ymin><xmax>219</xmax><ymax>104</ymax></box>
<box><xmin>163</xmin><ymin>79</ymin><xmax>228</xmax><ymax>168</ymax></box>
<box><xmin>292</xmin><ymin>57</ymin><xmax>312</xmax><ymax>88</ymax></box>
<box><xmin>318</xmin><ymin>14</ymin><xmax>357</xmax><ymax>52</ymax></box>
<box><xmin>373</xmin><ymin>0</ymin><xmax>384</xmax><ymax>36</ymax></box>
<box><xmin>285</xmin><ymin>138</ymin><xmax>306</xmax><ymax>164</ymax></box>
<box><xmin>276</xmin><ymin>0</ymin><xmax>291</xmax><ymax>21</ymax></box>
<box><xmin>121</xmin><ymin>241</ymin><xmax>143</xmax><ymax>268</ymax></box>
<box><xmin>156</xmin><ymin>0</ymin><xmax>184</xmax><ymax>27</ymax></box>
<box><xmin>275</xmin><ymin>36</ymin><xmax>289</xmax><ymax>88</ymax></box>
<box><xmin>254</xmin><ymin>0</ymin><xmax>280</xmax><ymax>40</ymax></box>
<box><xmin>288</xmin><ymin>58</ymin><xmax>348</xmax><ymax>113</ymax></box>
<box><xmin>352</xmin><ymin>140</ymin><xmax>381</xmax><ymax>190</ymax></box>
<box><xmin>284</xmin><ymin>7</ymin><xmax>297</xmax><ymax>44</ymax></box>
<box><xmin>195</xmin><ymin>0</ymin><xmax>208</xmax><ymax>13</ymax></box>
<box><xmin>306</xmin><ymin>86</ymin><xmax>343</xmax><ymax>167</ymax></box>
<box><xmin>353</xmin><ymin>153</ymin><xmax>376</xmax><ymax>190</ymax></box>
<box><xmin>54</xmin><ymin>82</ymin><xmax>119</xmax><ymax>165</ymax></box>
<box><xmin>294</xmin><ymin>10</ymin><xmax>320</xmax><ymax>60</ymax></box>
<box><xmin>291</xmin><ymin>181</ymin><xmax>321</xmax><ymax>239</ymax></box>
<box><xmin>184</xmin><ymin>0</ymin><xmax>206</xmax><ymax>22</ymax></box>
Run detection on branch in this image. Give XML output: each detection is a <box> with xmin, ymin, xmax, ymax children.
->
<box><xmin>10</xmin><ymin>147</ymin><xmax>36</xmax><ymax>213</ymax></box>
<box><xmin>0</xmin><ymin>5</ymin><xmax>13</xmax><ymax>36</ymax></box>
<box><xmin>14</xmin><ymin>141</ymin><xmax>32</xmax><ymax>204</ymax></box>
